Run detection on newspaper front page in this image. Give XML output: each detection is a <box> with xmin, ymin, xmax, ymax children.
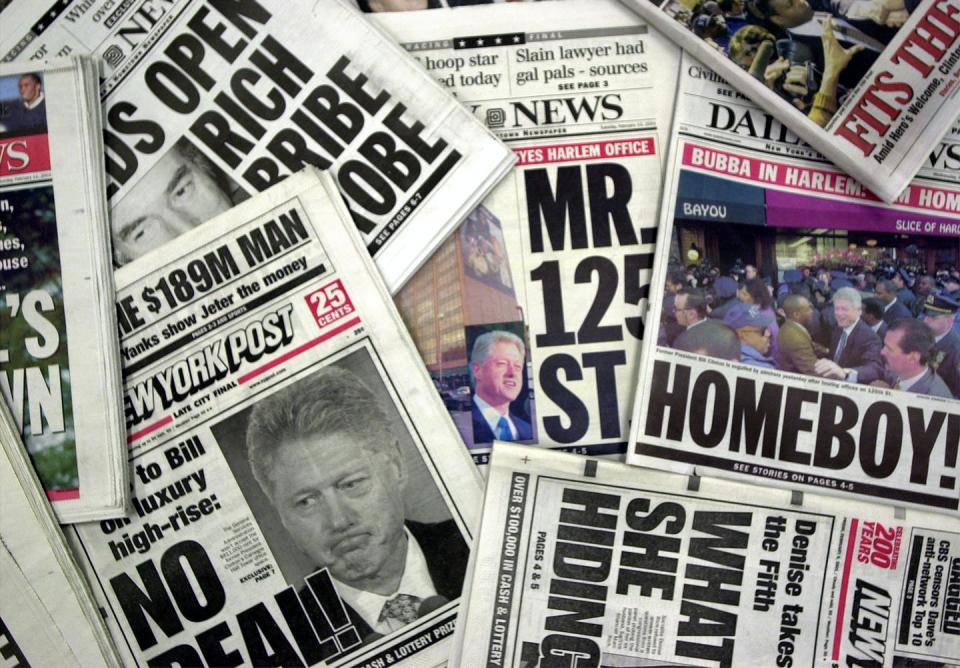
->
<box><xmin>618</xmin><ymin>0</ymin><xmax>960</xmax><ymax>203</ymax></box>
<box><xmin>628</xmin><ymin>52</ymin><xmax>960</xmax><ymax>514</ymax></box>
<box><xmin>65</xmin><ymin>169</ymin><xmax>483</xmax><ymax>667</ymax></box>
<box><xmin>0</xmin><ymin>57</ymin><xmax>128</xmax><ymax>522</ymax></box>
<box><xmin>381</xmin><ymin>0</ymin><xmax>680</xmax><ymax>462</ymax></box>
<box><xmin>454</xmin><ymin>441</ymin><xmax>960</xmax><ymax>667</ymax></box>
<box><xmin>0</xmin><ymin>0</ymin><xmax>514</xmax><ymax>292</ymax></box>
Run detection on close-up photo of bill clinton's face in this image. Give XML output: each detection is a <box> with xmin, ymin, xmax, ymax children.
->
<box><xmin>110</xmin><ymin>144</ymin><xmax>233</xmax><ymax>265</ymax></box>
<box><xmin>263</xmin><ymin>430</ymin><xmax>408</xmax><ymax>588</ymax></box>
<box><xmin>473</xmin><ymin>340</ymin><xmax>524</xmax><ymax>406</ymax></box>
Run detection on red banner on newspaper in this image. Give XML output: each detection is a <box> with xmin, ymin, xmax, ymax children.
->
<box><xmin>0</xmin><ymin>134</ymin><xmax>51</xmax><ymax>177</ymax></box>
<box><xmin>681</xmin><ymin>142</ymin><xmax>960</xmax><ymax>217</ymax></box>
<box><xmin>515</xmin><ymin>137</ymin><xmax>656</xmax><ymax>166</ymax></box>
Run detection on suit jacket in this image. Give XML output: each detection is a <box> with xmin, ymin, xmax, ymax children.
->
<box><xmin>777</xmin><ymin>320</ymin><xmax>820</xmax><ymax>375</ymax></box>
<box><xmin>337</xmin><ymin>520</ymin><xmax>469</xmax><ymax>643</ymax></box>
<box><xmin>829</xmin><ymin>320</ymin><xmax>883</xmax><ymax>384</ymax></box>
<box><xmin>472</xmin><ymin>400</ymin><xmax>533</xmax><ymax>443</ymax></box>
<box><xmin>904</xmin><ymin>368</ymin><xmax>954</xmax><ymax>399</ymax></box>
<box><xmin>881</xmin><ymin>300</ymin><xmax>912</xmax><ymax>327</ymax></box>
<box><xmin>933</xmin><ymin>330</ymin><xmax>960</xmax><ymax>398</ymax></box>
<box><xmin>871</xmin><ymin>321</ymin><xmax>888</xmax><ymax>342</ymax></box>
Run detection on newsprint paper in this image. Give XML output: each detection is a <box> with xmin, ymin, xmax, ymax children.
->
<box><xmin>618</xmin><ymin>0</ymin><xmax>960</xmax><ymax>203</ymax></box>
<box><xmin>0</xmin><ymin>400</ymin><xmax>122</xmax><ymax>667</ymax></box>
<box><xmin>0</xmin><ymin>0</ymin><xmax>514</xmax><ymax>292</ymax></box>
<box><xmin>0</xmin><ymin>57</ymin><xmax>128</xmax><ymax>522</ymax></box>
<box><xmin>64</xmin><ymin>169</ymin><xmax>483</xmax><ymax>667</ymax></box>
<box><xmin>629</xmin><ymin>53</ymin><xmax>960</xmax><ymax>514</ymax></box>
<box><xmin>453</xmin><ymin>442</ymin><xmax>960</xmax><ymax>667</ymax></box>
<box><xmin>381</xmin><ymin>0</ymin><xmax>680</xmax><ymax>461</ymax></box>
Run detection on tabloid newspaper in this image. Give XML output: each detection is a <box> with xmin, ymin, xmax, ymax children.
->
<box><xmin>617</xmin><ymin>0</ymin><xmax>960</xmax><ymax>203</ymax></box>
<box><xmin>628</xmin><ymin>52</ymin><xmax>960</xmax><ymax>515</ymax></box>
<box><xmin>0</xmin><ymin>0</ymin><xmax>514</xmax><ymax>293</ymax></box>
<box><xmin>380</xmin><ymin>0</ymin><xmax>681</xmax><ymax>462</ymax></box>
<box><xmin>64</xmin><ymin>169</ymin><xmax>483</xmax><ymax>667</ymax></box>
<box><xmin>0</xmin><ymin>401</ymin><xmax>123</xmax><ymax>667</ymax></box>
<box><xmin>453</xmin><ymin>441</ymin><xmax>960</xmax><ymax>667</ymax></box>
<box><xmin>0</xmin><ymin>57</ymin><xmax>128</xmax><ymax>523</ymax></box>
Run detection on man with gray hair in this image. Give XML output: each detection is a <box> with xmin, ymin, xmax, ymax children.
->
<box><xmin>814</xmin><ymin>287</ymin><xmax>883</xmax><ymax>383</ymax></box>
<box><xmin>245</xmin><ymin>366</ymin><xmax>467</xmax><ymax>641</ymax></box>
<box><xmin>470</xmin><ymin>330</ymin><xmax>532</xmax><ymax>443</ymax></box>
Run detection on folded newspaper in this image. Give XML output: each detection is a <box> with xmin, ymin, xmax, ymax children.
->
<box><xmin>0</xmin><ymin>57</ymin><xmax>128</xmax><ymax>523</ymax></box>
<box><xmin>0</xmin><ymin>0</ymin><xmax>515</xmax><ymax>293</ymax></box>
<box><xmin>382</xmin><ymin>0</ymin><xmax>681</xmax><ymax>461</ymax></box>
<box><xmin>64</xmin><ymin>168</ymin><xmax>483</xmax><ymax>666</ymax></box>
<box><xmin>0</xmin><ymin>400</ymin><xmax>122</xmax><ymax>667</ymax></box>
<box><xmin>453</xmin><ymin>441</ymin><xmax>960</xmax><ymax>667</ymax></box>
<box><xmin>628</xmin><ymin>53</ymin><xmax>960</xmax><ymax>515</ymax></box>
<box><xmin>618</xmin><ymin>0</ymin><xmax>959</xmax><ymax>203</ymax></box>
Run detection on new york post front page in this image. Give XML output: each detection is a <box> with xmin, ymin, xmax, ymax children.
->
<box><xmin>630</xmin><ymin>53</ymin><xmax>960</xmax><ymax>514</ymax></box>
<box><xmin>0</xmin><ymin>0</ymin><xmax>514</xmax><ymax>292</ymax></box>
<box><xmin>64</xmin><ymin>169</ymin><xmax>483</xmax><ymax>667</ymax></box>
<box><xmin>454</xmin><ymin>442</ymin><xmax>960</xmax><ymax>667</ymax></box>
<box><xmin>382</xmin><ymin>0</ymin><xmax>680</xmax><ymax>462</ymax></box>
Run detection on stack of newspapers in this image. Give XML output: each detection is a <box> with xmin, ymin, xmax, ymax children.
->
<box><xmin>0</xmin><ymin>0</ymin><xmax>957</xmax><ymax>666</ymax></box>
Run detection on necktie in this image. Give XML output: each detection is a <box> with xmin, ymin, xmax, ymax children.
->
<box><xmin>495</xmin><ymin>416</ymin><xmax>513</xmax><ymax>441</ymax></box>
<box><xmin>834</xmin><ymin>330</ymin><xmax>848</xmax><ymax>362</ymax></box>
<box><xmin>379</xmin><ymin>593</ymin><xmax>422</xmax><ymax>626</ymax></box>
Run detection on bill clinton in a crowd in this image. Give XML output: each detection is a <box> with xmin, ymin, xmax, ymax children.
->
<box><xmin>245</xmin><ymin>367</ymin><xmax>468</xmax><ymax>642</ymax></box>
<box><xmin>470</xmin><ymin>330</ymin><xmax>533</xmax><ymax>442</ymax></box>
<box><xmin>814</xmin><ymin>287</ymin><xmax>883</xmax><ymax>383</ymax></box>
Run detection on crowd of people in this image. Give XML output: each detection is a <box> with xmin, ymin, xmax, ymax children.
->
<box><xmin>660</xmin><ymin>260</ymin><xmax>960</xmax><ymax>399</ymax></box>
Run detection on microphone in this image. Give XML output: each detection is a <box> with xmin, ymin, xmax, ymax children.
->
<box><xmin>418</xmin><ymin>596</ymin><xmax>450</xmax><ymax>617</ymax></box>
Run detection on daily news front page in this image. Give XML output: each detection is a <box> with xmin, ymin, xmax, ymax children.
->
<box><xmin>617</xmin><ymin>0</ymin><xmax>960</xmax><ymax>203</ymax></box>
<box><xmin>0</xmin><ymin>57</ymin><xmax>128</xmax><ymax>522</ymax></box>
<box><xmin>0</xmin><ymin>0</ymin><xmax>514</xmax><ymax>292</ymax></box>
<box><xmin>453</xmin><ymin>442</ymin><xmax>960</xmax><ymax>667</ymax></box>
<box><xmin>629</xmin><ymin>53</ymin><xmax>960</xmax><ymax>514</ymax></box>
<box><xmin>381</xmin><ymin>0</ymin><xmax>680</xmax><ymax>462</ymax></box>
<box><xmin>64</xmin><ymin>169</ymin><xmax>483</xmax><ymax>667</ymax></box>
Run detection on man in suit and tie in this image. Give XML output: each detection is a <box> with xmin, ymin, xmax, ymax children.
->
<box><xmin>875</xmin><ymin>279</ymin><xmax>912</xmax><ymax>327</ymax></box>
<box><xmin>881</xmin><ymin>319</ymin><xmax>954</xmax><ymax>398</ymax></box>
<box><xmin>814</xmin><ymin>287</ymin><xmax>883</xmax><ymax>384</ymax></box>
<box><xmin>246</xmin><ymin>367</ymin><xmax>469</xmax><ymax>643</ymax></box>
<box><xmin>470</xmin><ymin>330</ymin><xmax>533</xmax><ymax>443</ymax></box>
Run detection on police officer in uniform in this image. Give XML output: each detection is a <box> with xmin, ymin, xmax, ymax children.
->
<box><xmin>924</xmin><ymin>293</ymin><xmax>960</xmax><ymax>399</ymax></box>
